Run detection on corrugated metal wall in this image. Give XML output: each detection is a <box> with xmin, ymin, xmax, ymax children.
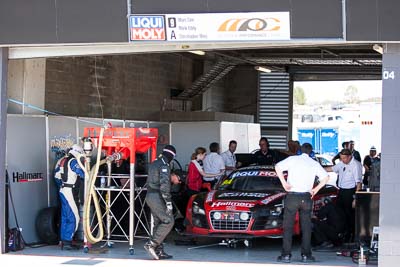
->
<box><xmin>258</xmin><ymin>72</ymin><xmax>292</xmax><ymax>149</ymax></box>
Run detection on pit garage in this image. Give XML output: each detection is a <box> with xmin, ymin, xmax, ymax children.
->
<box><xmin>1</xmin><ymin>1</ymin><xmax>400</xmax><ymax>266</ymax></box>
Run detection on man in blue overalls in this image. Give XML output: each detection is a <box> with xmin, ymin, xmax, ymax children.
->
<box><xmin>54</xmin><ymin>144</ymin><xmax>85</xmax><ymax>250</ymax></box>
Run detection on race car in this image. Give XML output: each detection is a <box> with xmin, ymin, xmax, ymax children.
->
<box><xmin>184</xmin><ymin>166</ymin><xmax>338</xmax><ymax>241</ymax></box>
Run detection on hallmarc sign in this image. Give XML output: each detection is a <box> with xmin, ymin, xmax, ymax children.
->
<box><xmin>129</xmin><ymin>12</ymin><xmax>290</xmax><ymax>42</ymax></box>
<box><xmin>12</xmin><ymin>172</ymin><xmax>44</xmax><ymax>183</ymax></box>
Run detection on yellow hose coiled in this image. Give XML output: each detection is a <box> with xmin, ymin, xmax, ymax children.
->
<box><xmin>77</xmin><ymin>128</ymin><xmax>106</xmax><ymax>244</ymax></box>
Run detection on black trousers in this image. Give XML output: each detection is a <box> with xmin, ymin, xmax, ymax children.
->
<box><xmin>336</xmin><ymin>188</ymin><xmax>356</xmax><ymax>240</ymax></box>
<box><xmin>282</xmin><ymin>193</ymin><xmax>313</xmax><ymax>256</ymax></box>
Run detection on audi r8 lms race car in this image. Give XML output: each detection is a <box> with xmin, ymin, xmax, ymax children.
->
<box><xmin>185</xmin><ymin>166</ymin><xmax>337</xmax><ymax>240</ymax></box>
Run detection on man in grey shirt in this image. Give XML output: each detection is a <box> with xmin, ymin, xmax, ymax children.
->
<box><xmin>203</xmin><ymin>142</ymin><xmax>225</xmax><ymax>187</ymax></box>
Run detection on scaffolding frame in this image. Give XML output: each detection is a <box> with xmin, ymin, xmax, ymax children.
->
<box><xmin>83</xmin><ymin>127</ymin><xmax>158</xmax><ymax>254</ymax></box>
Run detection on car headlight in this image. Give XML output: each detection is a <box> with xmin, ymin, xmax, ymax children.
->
<box><xmin>193</xmin><ymin>202</ymin><xmax>205</xmax><ymax>215</ymax></box>
<box><xmin>213</xmin><ymin>211</ymin><xmax>222</xmax><ymax>220</ymax></box>
<box><xmin>193</xmin><ymin>205</ymin><xmax>199</xmax><ymax>213</ymax></box>
<box><xmin>240</xmin><ymin>212</ymin><xmax>249</xmax><ymax>221</ymax></box>
<box><xmin>271</xmin><ymin>204</ymin><xmax>283</xmax><ymax>216</ymax></box>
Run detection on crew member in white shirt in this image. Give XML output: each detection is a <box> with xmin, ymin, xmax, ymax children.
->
<box><xmin>221</xmin><ymin>140</ymin><xmax>238</xmax><ymax>176</ymax></box>
<box><xmin>203</xmin><ymin>142</ymin><xmax>225</xmax><ymax>187</ymax></box>
<box><xmin>275</xmin><ymin>143</ymin><xmax>330</xmax><ymax>264</ymax></box>
<box><xmin>325</xmin><ymin>148</ymin><xmax>362</xmax><ymax>242</ymax></box>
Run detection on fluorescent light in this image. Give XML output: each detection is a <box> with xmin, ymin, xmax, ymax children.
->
<box><xmin>188</xmin><ymin>50</ymin><xmax>206</xmax><ymax>56</ymax></box>
<box><xmin>373</xmin><ymin>44</ymin><xmax>383</xmax><ymax>54</ymax></box>
<box><xmin>254</xmin><ymin>66</ymin><xmax>272</xmax><ymax>73</ymax></box>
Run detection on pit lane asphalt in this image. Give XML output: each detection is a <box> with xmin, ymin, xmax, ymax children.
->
<box><xmin>3</xmin><ymin>233</ymin><xmax>357</xmax><ymax>266</ymax></box>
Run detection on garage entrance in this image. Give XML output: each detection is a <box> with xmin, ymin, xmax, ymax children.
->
<box><xmin>1</xmin><ymin>43</ymin><xmax>382</xmax><ymax>267</ymax></box>
<box><xmin>4</xmin><ymin>0</ymin><xmax>400</xmax><ymax>265</ymax></box>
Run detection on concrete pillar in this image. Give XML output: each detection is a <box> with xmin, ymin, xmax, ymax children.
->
<box><xmin>7</xmin><ymin>59</ymin><xmax>46</xmax><ymax>114</ymax></box>
<box><xmin>0</xmin><ymin>48</ymin><xmax>8</xmax><ymax>254</ymax></box>
<box><xmin>379</xmin><ymin>43</ymin><xmax>400</xmax><ymax>266</ymax></box>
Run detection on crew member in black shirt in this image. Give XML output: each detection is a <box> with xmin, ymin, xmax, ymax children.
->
<box><xmin>349</xmin><ymin>140</ymin><xmax>361</xmax><ymax>162</ymax></box>
<box><xmin>362</xmin><ymin>146</ymin><xmax>377</xmax><ymax>186</ymax></box>
<box><xmin>251</xmin><ymin>137</ymin><xmax>286</xmax><ymax>165</ymax></box>
<box><xmin>332</xmin><ymin>141</ymin><xmax>349</xmax><ymax>165</ymax></box>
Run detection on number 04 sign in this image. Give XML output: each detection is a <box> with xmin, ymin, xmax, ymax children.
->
<box><xmin>383</xmin><ymin>70</ymin><xmax>395</xmax><ymax>80</ymax></box>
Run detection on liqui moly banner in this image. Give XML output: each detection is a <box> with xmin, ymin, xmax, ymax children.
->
<box><xmin>129</xmin><ymin>15</ymin><xmax>166</xmax><ymax>41</ymax></box>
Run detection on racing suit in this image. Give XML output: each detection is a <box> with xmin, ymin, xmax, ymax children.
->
<box><xmin>145</xmin><ymin>154</ymin><xmax>174</xmax><ymax>246</ymax></box>
<box><xmin>54</xmin><ymin>155</ymin><xmax>85</xmax><ymax>243</ymax></box>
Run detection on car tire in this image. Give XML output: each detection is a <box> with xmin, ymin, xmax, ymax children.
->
<box><xmin>36</xmin><ymin>206</ymin><xmax>60</xmax><ymax>245</ymax></box>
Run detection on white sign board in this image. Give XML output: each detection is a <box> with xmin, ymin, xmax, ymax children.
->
<box><xmin>128</xmin><ymin>12</ymin><xmax>290</xmax><ymax>42</ymax></box>
<box><xmin>165</xmin><ymin>12</ymin><xmax>290</xmax><ymax>41</ymax></box>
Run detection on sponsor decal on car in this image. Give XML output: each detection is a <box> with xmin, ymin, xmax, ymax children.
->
<box><xmin>231</xmin><ymin>171</ymin><xmax>258</xmax><ymax>178</ymax></box>
<box><xmin>221</xmin><ymin>178</ymin><xmax>234</xmax><ymax>185</ymax></box>
<box><xmin>218</xmin><ymin>192</ymin><xmax>269</xmax><ymax>198</ymax></box>
<box><xmin>210</xmin><ymin>201</ymin><xmax>255</xmax><ymax>208</ymax></box>
<box><xmin>231</xmin><ymin>170</ymin><xmax>277</xmax><ymax>178</ymax></box>
<box><xmin>206</xmin><ymin>190</ymin><xmax>216</xmax><ymax>202</ymax></box>
<box><xmin>259</xmin><ymin>171</ymin><xmax>277</xmax><ymax>176</ymax></box>
<box><xmin>260</xmin><ymin>192</ymin><xmax>286</xmax><ymax>205</ymax></box>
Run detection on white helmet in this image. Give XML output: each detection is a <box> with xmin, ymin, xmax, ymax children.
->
<box><xmin>69</xmin><ymin>144</ymin><xmax>83</xmax><ymax>158</ymax></box>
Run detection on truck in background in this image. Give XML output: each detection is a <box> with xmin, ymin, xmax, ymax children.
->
<box><xmin>295</xmin><ymin>102</ymin><xmax>380</xmax><ymax>159</ymax></box>
<box><xmin>297</xmin><ymin>126</ymin><xmax>339</xmax><ymax>156</ymax></box>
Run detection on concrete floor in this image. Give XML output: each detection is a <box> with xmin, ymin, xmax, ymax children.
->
<box><xmin>4</xmin><ymin>233</ymin><xmax>362</xmax><ymax>266</ymax></box>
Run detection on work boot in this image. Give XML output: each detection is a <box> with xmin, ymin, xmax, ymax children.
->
<box><xmin>156</xmin><ymin>244</ymin><xmax>173</xmax><ymax>260</ymax></box>
<box><xmin>301</xmin><ymin>254</ymin><xmax>316</xmax><ymax>263</ymax></box>
<box><xmin>277</xmin><ymin>254</ymin><xmax>291</xmax><ymax>263</ymax></box>
<box><xmin>61</xmin><ymin>240</ymin><xmax>79</xmax><ymax>250</ymax></box>
<box><xmin>144</xmin><ymin>240</ymin><xmax>159</xmax><ymax>260</ymax></box>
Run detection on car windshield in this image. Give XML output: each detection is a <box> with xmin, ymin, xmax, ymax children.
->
<box><xmin>217</xmin><ymin>170</ymin><xmax>284</xmax><ymax>192</ymax></box>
